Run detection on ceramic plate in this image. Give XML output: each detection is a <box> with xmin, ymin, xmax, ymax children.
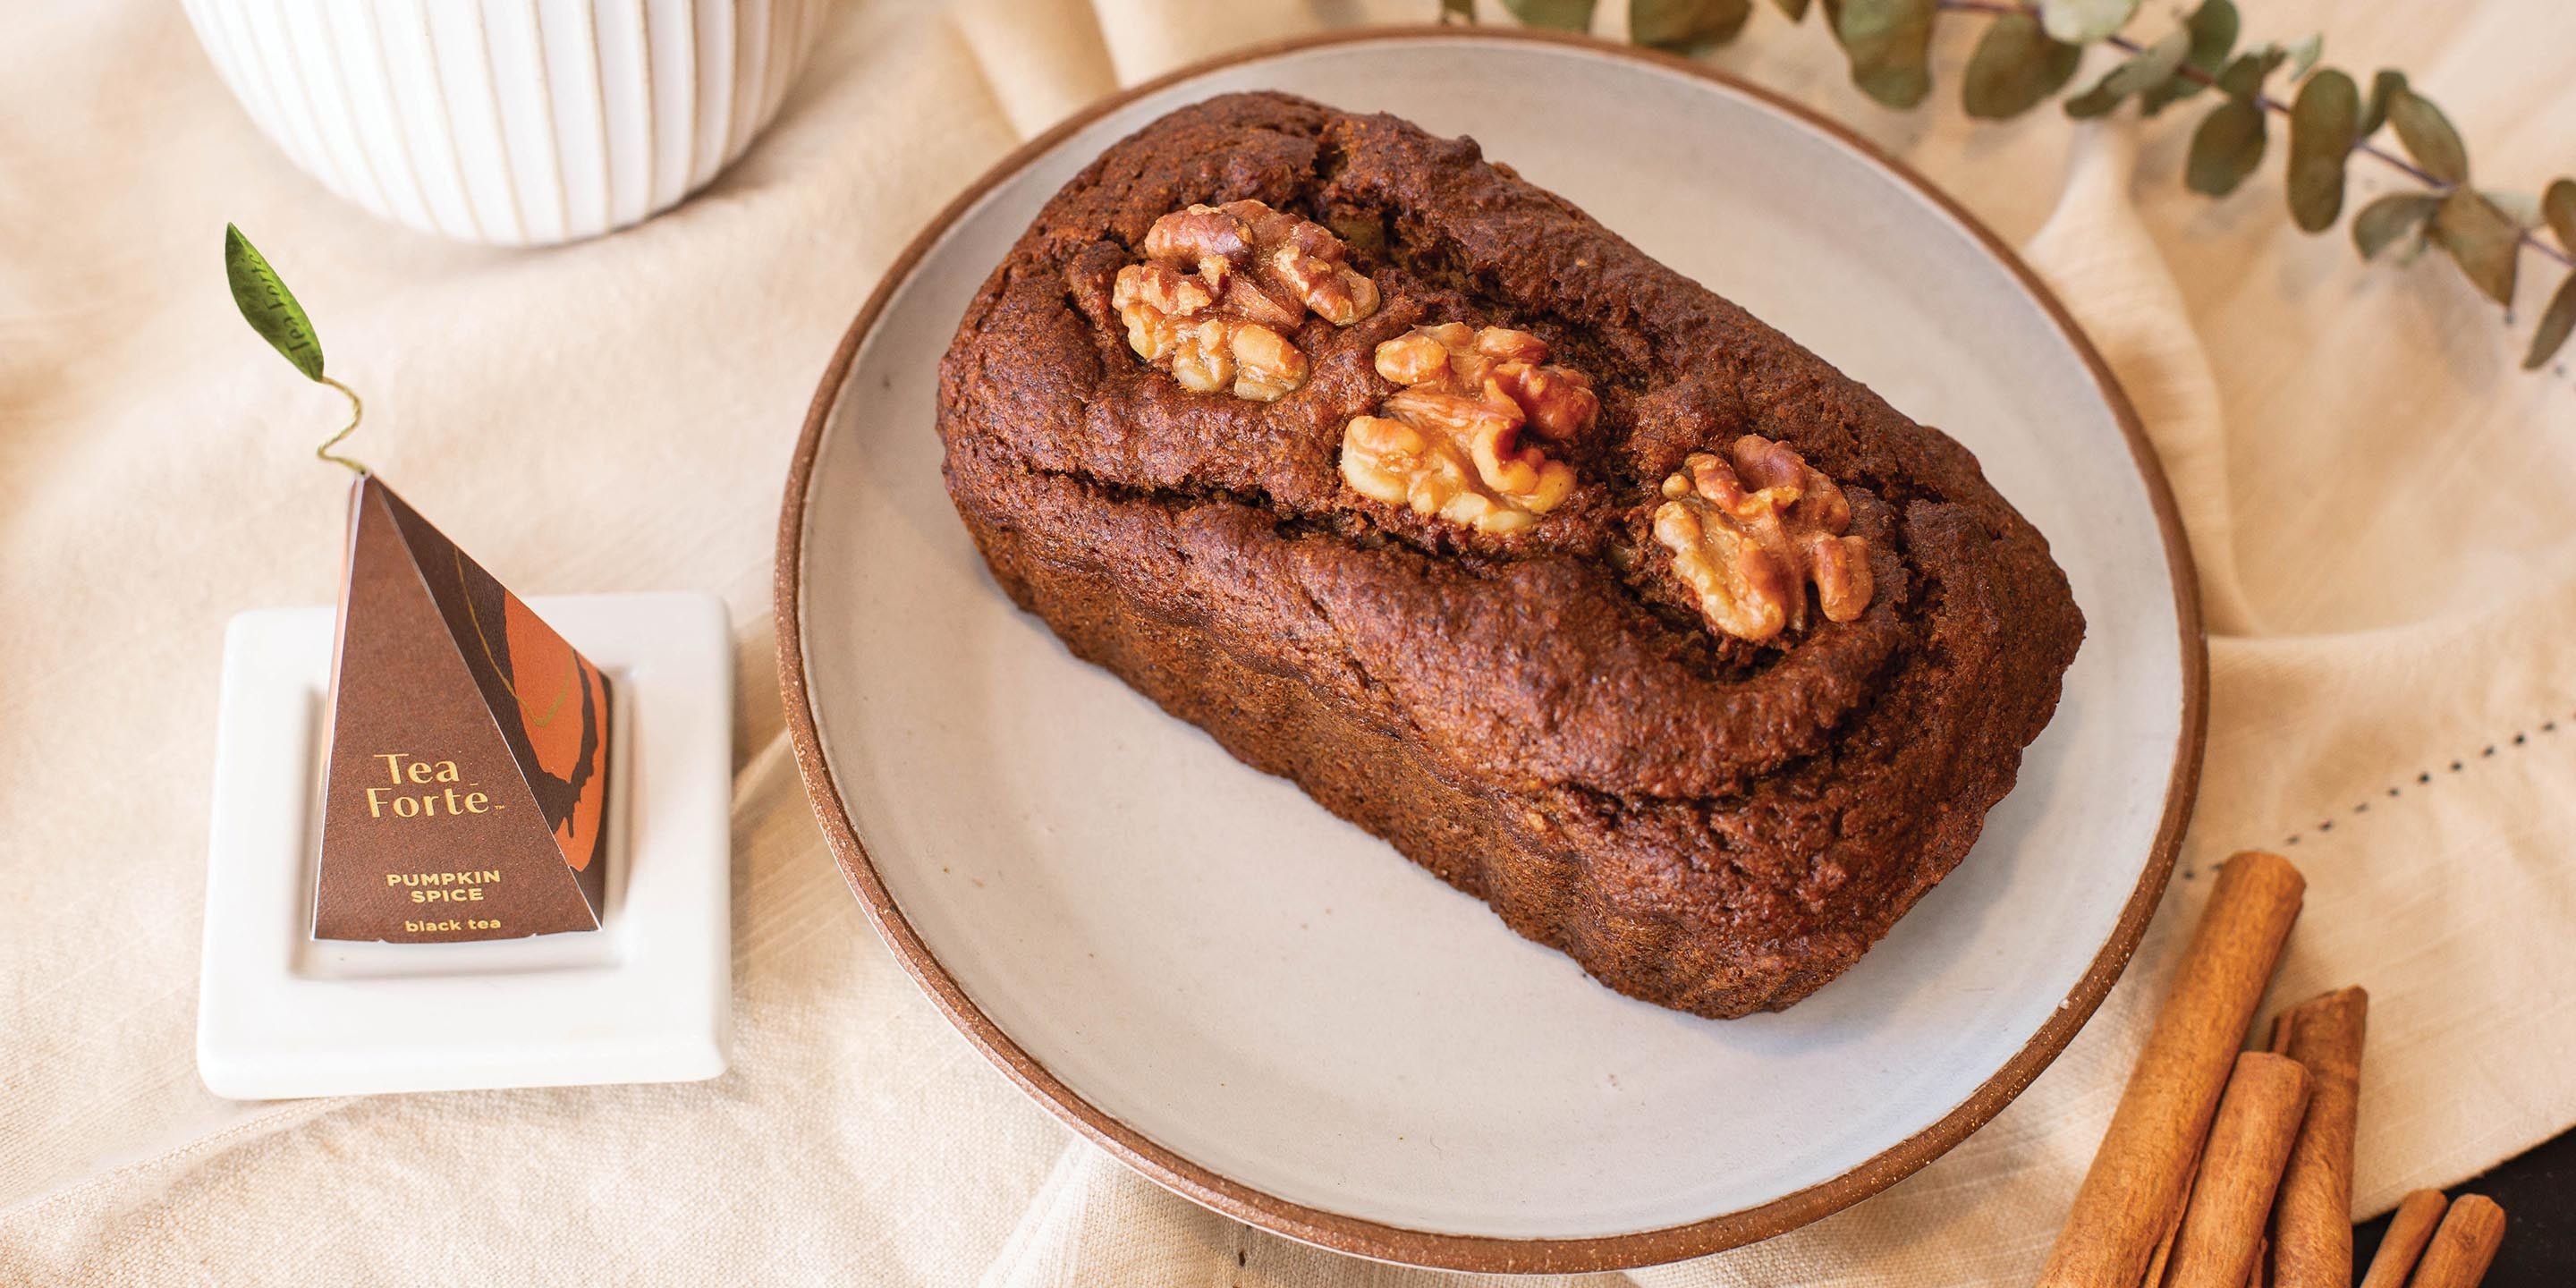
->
<box><xmin>777</xmin><ymin>29</ymin><xmax>2203</xmax><ymax>1273</ymax></box>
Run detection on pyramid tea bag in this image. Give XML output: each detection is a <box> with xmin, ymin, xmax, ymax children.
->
<box><xmin>312</xmin><ymin>476</ymin><xmax>614</xmax><ymax>942</ymax></box>
<box><xmin>218</xmin><ymin>225</ymin><xmax>614</xmax><ymax>943</ymax></box>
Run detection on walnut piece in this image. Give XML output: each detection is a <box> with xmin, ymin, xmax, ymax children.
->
<box><xmin>1338</xmin><ymin>323</ymin><xmax>1596</xmax><ymax>535</ymax></box>
<box><xmin>1652</xmin><ymin>435</ymin><xmax>1873</xmax><ymax>643</ymax></box>
<box><xmin>1111</xmin><ymin>200</ymin><xmax>1380</xmax><ymax>402</ymax></box>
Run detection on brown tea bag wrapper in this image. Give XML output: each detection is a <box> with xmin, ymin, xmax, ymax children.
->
<box><xmin>312</xmin><ymin>476</ymin><xmax>613</xmax><ymax>942</ymax></box>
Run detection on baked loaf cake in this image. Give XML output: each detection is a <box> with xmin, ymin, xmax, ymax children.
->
<box><xmin>936</xmin><ymin>92</ymin><xmax>2083</xmax><ymax>1018</ymax></box>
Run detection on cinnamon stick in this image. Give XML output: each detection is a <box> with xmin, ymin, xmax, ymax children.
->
<box><xmin>2142</xmin><ymin>1223</ymin><xmax>2180</xmax><ymax>1288</ymax></box>
<box><xmin>2241</xmin><ymin>1009</ymin><xmax>2299</xmax><ymax>1288</ymax></box>
<box><xmin>2038</xmin><ymin>852</ymin><xmax>2307</xmax><ymax>1288</ymax></box>
<box><xmin>2355</xmin><ymin>1191</ymin><xmax>2449</xmax><ymax>1288</ymax></box>
<box><xmin>2267</xmin><ymin>987</ymin><xmax>2368</xmax><ymax>1288</ymax></box>
<box><xmin>2160</xmin><ymin>1053</ymin><xmax>2313</xmax><ymax>1288</ymax></box>
<box><xmin>2260</xmin><ymin>996</ymin><xmax>2297</xmax><ymax>1065</ymax></box>
<box><xmin>2141</xmin><ymin>1148</ymin><xmax>2200</xmax><ymax>1288</ymax></box>
<box><xmin>2406</xmin><ymin>1194</ymin><xmax>2505</xmax><ymax>1288</ymax></box>
<box><xmin>2241</xmin><ymin>1001</ymin><xmax>2298</xmax><ymax>1288</ymax></box>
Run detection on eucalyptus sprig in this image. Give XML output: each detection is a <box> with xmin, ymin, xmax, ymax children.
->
<box><xmin>1448</xmin><ymin>0</ymin><xmax>2576</xmax><ymax>371</ymax></box>
<box><xmin>224</xmin><ymin>224</ymin><xmax>369</xmax><ymax>473</ymax></box>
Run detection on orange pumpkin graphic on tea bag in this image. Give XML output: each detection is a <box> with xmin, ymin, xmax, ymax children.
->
<box><xmin>499</xmin><ymin>598</ymin><xmax>611</xmax><ymax>874</ymax></box>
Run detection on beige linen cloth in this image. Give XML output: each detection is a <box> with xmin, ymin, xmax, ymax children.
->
<box><xmin>4</xmin><ymin>1</ymin><xmax>2572</xmax><ymax>1283</ymax></box>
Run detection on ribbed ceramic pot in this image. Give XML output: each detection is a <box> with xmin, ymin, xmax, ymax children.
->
<box><xmin>182</xmin><ymin>0</ymin><xmax>827</xmax><ymax>245</ymax></box>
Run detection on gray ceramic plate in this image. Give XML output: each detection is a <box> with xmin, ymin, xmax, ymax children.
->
<box><xmin>778</xmin><ymin>29</ymin><xmax>2204</xmax><ymax>1273</ymax></box>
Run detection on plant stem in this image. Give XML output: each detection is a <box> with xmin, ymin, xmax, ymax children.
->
<box><xmin>1935</xmin><ymin>0</ymin><xmax>2574</xmax><ymax>273</ymax></box>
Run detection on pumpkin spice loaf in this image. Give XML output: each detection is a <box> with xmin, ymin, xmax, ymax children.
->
<box><xmin>936</xmin><ymin>92</ymin><xmax>2083</xmax><ymax>1017</ymax></box>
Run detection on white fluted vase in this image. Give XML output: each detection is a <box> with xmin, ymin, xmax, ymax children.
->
<box><xmin>182</xmin><ymin>0</ymin><xmax>828</xmax><ymax>245</ymax></box>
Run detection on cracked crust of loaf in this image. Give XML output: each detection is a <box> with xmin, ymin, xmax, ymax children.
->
<box><xmin>934</xmin><ymin>91</ymin><xmax>2084</xmax><ymax>1017</ymax></box>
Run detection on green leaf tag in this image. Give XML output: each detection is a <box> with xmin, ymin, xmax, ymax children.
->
<box><xmin>225</xmin><ymin>225</ymin><xmax>326</xmax><ymax>384</ymax></box>
<box><xmin>223</xmin><ymin>224</ymin><xmax>369</xmax><ymax>474</ymax></box>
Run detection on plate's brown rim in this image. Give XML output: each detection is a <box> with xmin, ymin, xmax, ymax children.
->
<box><xmin>774</xmin><ymin>24</ymin><xmax>2208</xmax><ymax>1275</ymax></box>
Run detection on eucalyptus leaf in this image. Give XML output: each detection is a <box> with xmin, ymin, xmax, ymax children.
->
<box><xmin>2430</xmin><ymin>190</ymin><xmax>2521</xmax><ymax>305</ymax></box>
<box><xmin>2064</xmin><ymin>28</ymin><xmax>2187</xmax><ymax>119</ymax></box>
<box><xmin>2484</xmin><ymin>189</ymin><xmax>2541</xmax><ymax>229</ymax></box>
<box><xmin>2284</xmin><ymin>33</ymin><xmax>2322</xmax><ymax>81</ymax></box>
<box><xmin>1835</xmin><ymin>0</ymin><xmax>1936</xmax><ymax>108</ymax></box>
<box><xmin>1501</xmin><ymin>0</ymin><xmax>1597</xmax><ymax>30</ymax></box>
<box><xmin>1771</xmin><ymin>0</ymin><xmax>1811</xmax><ymax>18</ymax></box>
<box><xmin>1632</xmin><ymin>0</ymin><xmax>1754</xmax><ymax>50</ymax></box>
<box><xmin>2063</xmin><ymin>85</ymin><xmax>2117</xmax><ymax>119</ymax></box>
<box><xmin>2386</xmin><ymin>83</ymin><xmax>2469</xmax><ymax>184</ymax></box>
<box><xmin>2358</xmin><ymin>69</ymin><xmax>2405</xmax><ymax>138</ymax></box>
<box><xmin>2351</xmin><ymin>192</ymin><xmax>2439</xmax><ymax>260</ymax></box>
<box><xmin>2036</xmin><ymin>0</ymin><xmax>2136</xmax><ymax>46</ymax></box>
<box><xmin>1963</xmin><ymin>13</ymin><xmax>2080</xmax><ymax>120</ymax></box>
<box><xmin>2185</xmin><ymin>98</ymin><xmax>2267</xmax><ymax>196</ymax></box>
<box><xmin>2540</xmin><ymin>178</ymin><xmax>2576</xmax><ymax>253</ymax></box>
<box><xmin>2215</xmin><ymin>45</ymin><xmax>2284</xmax><ymax>101</ymax></box>
<box><xmin>1441</xmin><ymin>0</ymin><xmax>1477</xmax><ymax>21</ymax></box>
<box><xmin>2524</xmin><ymin>271</ymin><xmax>2576</xmax><ymax>369</ymax></box>
<box><xmin>2140</xmin><ymin>0</ymin><xmax>2237</xmax><ymax>116</ymax></box>
<box><xmin>224</xmin><ymin>224</ymin><xmax>325</xmax><ymax>383</ymax></box>
<box><xmin>2285</xmin><ymin>70</ymin><xmax>2358</xmax><ymax>233</ymax></box>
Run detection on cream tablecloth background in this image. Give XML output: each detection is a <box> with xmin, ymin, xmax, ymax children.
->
<box><xmin>4</xmin><ymin>1</ymin><xmax>2573</xmax><ymax>1283</ymax></box>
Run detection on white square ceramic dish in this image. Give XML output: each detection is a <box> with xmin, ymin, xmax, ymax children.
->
<box><xmin>198</xmin><ymin>592</ymin><xmax>733</xmax><ymax>1099</ymax></box>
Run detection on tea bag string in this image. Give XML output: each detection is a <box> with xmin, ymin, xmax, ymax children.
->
<box><xmin>314</xmin><ymin>375</ymin><xmax>368</xmax><ymax>476</ymax></box>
